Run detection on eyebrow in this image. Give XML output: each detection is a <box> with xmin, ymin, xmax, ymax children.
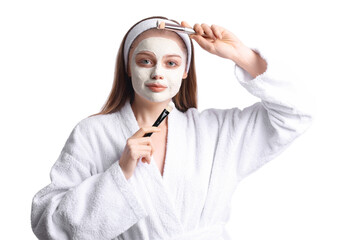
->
<box><xmin>136</xmin><ymin>51</ymin><xmax>155</xmax><ymax>57</ymax></box>
<box><xmin>136</xmin><ymin>51</ymin><xmax>182</xmax><ymax>58</ymax></box>
<box><xmin>165</xmin><ymin>54</ymin><xmax>182</xmax><ymax>58</ymax></box>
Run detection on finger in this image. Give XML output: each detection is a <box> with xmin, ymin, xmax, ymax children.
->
<box><xmin>141</xmin><ymin>157</ymin><xmax>151</xmax><ymax>164</ymax></box>
<box><xmin>133</xmin><ymin>126</ymin><xmax>161</xmax><ymax>138</ymax></box>
<box><xmin>126</xmin><ymin>137</ymin><xmax>151</xmax><ymax>151</ymax></box>
<box><xmin>193</xmin><ymin>23</ymin><xmax>204</xmax><ymax>36</ymax></box>
<box><xmin>147</xmin><ymin>154</ymin><xmax>151</xmax><ymax>164</ymax></box>
<box><xmin>181</xmin><ymin>21</ymin><xmax>192</xmax><ymax>28</ymax></box>
<box><xmin>139</xmin><ymin>151</ymin><xmax>151</xmax><ymax>164</ymax></box>
<box><xmin>136</xmin><ymin>145</ymin><xmax>152</xmax><ymax>153</ymax></box>
<box><xmin>190</xmin><ymin>34</ymin><xmax>215</xmax><ymax>52</ymax></box>
<box><xmin>134</xmin><ymin>137</ymin><xmax>153</xmax><ymax>145</ymax></box>
<box><xmin>128</xmin><ymin>140</ymin><xmax>153</xmax><ymax>162</ymax></box>
<box><xmin>150</xmin><ymin>141</ymin><xmax>155</xmax><ymax>156</ymax></box>
<box><xmin>211</xmin><ymin>24</ymin><xmax>223</xmax><ymax>39</ymax></box>
<box><xmin>132</xmin><ymin>138</ymin><xmax>155</xmax><ymax>156</ymax></box>
<box><xmin>140</xmin><ymin>143</ymin><xmax>155</xmax><ymax>159</ymax></box>
<box><xmin>201</xmin><ymin>23</ymin><xmax>216</xmax><ymax>40</ymax></box>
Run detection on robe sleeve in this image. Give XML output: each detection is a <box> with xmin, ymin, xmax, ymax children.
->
<box><xmin>31</xmin><ymin>123</ymin><xmax>148</xmax><ymax>240</ymax></box>
<box><xmin>230</xmin><ymin>48</ymin><xmax>314</xmax><ymax>179</ymax></box>
<box><xmin>198</xmin><ymin>48</ymin><xmax>314</xmax><ymax>181</ymax></box>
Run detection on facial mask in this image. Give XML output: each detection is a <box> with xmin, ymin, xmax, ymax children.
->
<box><xmin>130</xmin><ymin>37</ymin><xmax>187</xmax><ymax>103</ymax></box>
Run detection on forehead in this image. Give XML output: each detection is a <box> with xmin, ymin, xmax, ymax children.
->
<box><xmin>133</xmin><ymin>37</ymin><xmax>186</xmax><ymax>58</ymax></box>
<box><xmin>129</xmin><ymin>29</ymin><xmax>187</xmax><ymax>56</ymax></box>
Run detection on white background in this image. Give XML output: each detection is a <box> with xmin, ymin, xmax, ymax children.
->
<box><xmin>1</xmin><ymin>0</ymin><xmax>339</xmax><ymax>239</ymax></box>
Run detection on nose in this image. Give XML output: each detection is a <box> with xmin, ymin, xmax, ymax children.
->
<box><xmin>151</xmin><ymin>64</ymin><xmax>164</xmax><ymax>80</ymax></box>
<box><xmin>152</xmin><ymin>74</ymin><xmax>164</xmax><ymax>80</ymax></box>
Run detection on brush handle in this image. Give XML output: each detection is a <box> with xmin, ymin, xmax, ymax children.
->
<box><xmin>160</xmin><ymin>22</ymin><xmax>229</xmax><ymax>44</ymax></box>
<box><xmin>143</xmin><ymin>123</ymin><xmax>158</xmax><ymax>137</ymax></box>
<box><xmin>143</xmin><ymin>109</ymin><xmax>170</xmax><ymax>137</ymax></box>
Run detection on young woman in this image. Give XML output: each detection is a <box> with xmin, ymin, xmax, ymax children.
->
<box><xmin>31</xmin><ymin>16</ymin><xmax>312</xmax><ymax>240</ymax></box>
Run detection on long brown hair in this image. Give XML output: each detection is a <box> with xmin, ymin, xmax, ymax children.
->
<box><xmin>90</xmin><ymin>16</ymin><xmax>197</xmax><ymax>117</ymax></box>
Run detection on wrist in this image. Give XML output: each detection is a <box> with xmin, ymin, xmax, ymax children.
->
<box><xmin>119</xmin><ymin>161</ymin><xmax>132</xmax><ymax>180</ymax></box>
<box><xmin>232</xmin><ymin>44</ymin><xmax>255</xmax><ymax>66</ymax></box>
<box><xmin>232</xmin><ymin>45</ymin><xmax>267</xmax><ymax>78</ymax></box>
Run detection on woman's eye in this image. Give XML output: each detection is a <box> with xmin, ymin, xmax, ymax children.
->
<box><xmin>167</xmin><ymin>61</ymin><xmax>177</xmax><ymax>67</ymax></box>
<box><xmin>140</xmin><ymin>59</ymin><xmax>151</xmax><ymax>65</ymax></box>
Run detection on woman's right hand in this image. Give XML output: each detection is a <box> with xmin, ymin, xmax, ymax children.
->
<box><xmin>119</xmin><ymin>126</ymin><xmax>161</xmax><ymax>180</ymax></box>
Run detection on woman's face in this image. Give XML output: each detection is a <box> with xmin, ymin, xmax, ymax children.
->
<box><xmin>128</xmin><ymin>30</ymin><xmax>188</xmax><ymax>103</ymax></box>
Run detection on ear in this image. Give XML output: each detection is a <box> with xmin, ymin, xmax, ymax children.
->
<box><xmin>182</xmin><ymin>71</ymin><xmax>188</xmax><ymax>79</ymax></box>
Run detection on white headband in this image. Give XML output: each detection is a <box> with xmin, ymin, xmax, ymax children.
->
<box><xmin>123</xmin><ymin>18</ymin><xmax>192</xmax><ymax>74</ymax></box>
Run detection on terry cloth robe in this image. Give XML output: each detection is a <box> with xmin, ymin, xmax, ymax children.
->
<box><xmin>31</xmin><ymin>49</ymin><xmax>313</xmax><ymax>240</ymax></box>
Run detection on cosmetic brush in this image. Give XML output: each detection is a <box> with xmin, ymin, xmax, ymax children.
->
<box><xmin>157</xmin><ymin>21</ymin><xmax>198</xmax><ymax>35</ymax></box>
<box><xmin>139</xmin><ymin>101</ymin><xmax>174</xmax><ymax>164</ymax></box>
<box><xmin>157</xmin><ymin>20</ymin><xmax>228</xmax><ymax>42</ymax></box>
<box><xmin>143</xmin><ymin>101</ymin><xmax>175</xmax><ymax>137</ymax></box>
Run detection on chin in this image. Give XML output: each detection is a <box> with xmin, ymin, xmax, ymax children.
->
<box><xmin>146</xmin><ymin>97</ymin><xmax>168</xmax><ymax>103</ymax></box>
<box><xmin>135</xmin><ymin>90</ymin><xmax>175</xmax><ymax>104</ymax></box>
<box><xmin>143</xmin><ymin>93</ymin><xmax>167</xmax><ymax>103</ymax></box>
<box><xmin>145</xmin><ymin>95</ymin><xmax>173</xmax><ymax>103</ymax></box>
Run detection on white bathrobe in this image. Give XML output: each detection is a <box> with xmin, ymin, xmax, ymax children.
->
<box><xmin>31</xmin><ymin>50</ymin><xmax>313</xmax><ymax>240</ymax></box>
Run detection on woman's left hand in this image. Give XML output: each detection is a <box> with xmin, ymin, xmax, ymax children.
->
<box><xmin>181</xmin><ymin>21</ymin><xmax>244</xmax><ymax>61</ymax></box>
<box><xmin>181</xmin><ymin>21</ymin><xmax>268</xmax><ymax>78</ymax></box>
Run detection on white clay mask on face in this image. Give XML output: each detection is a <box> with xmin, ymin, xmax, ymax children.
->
<box><xmin>130</xmin><ymin>37</ymin><xmax>187</xmax><ymax>103</ymax></box>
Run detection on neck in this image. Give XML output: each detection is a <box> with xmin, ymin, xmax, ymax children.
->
<box><xmin>131</xmin><ymin>94</ymin><xmax>171</xmax><ymax>127</ymax></box>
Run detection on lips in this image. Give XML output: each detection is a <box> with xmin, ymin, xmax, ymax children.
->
<box><xmin>146</xmin><ymin>83</ymin><xmax>167</xmax><ymax>88</ymax></box>
<box><xmin>146</xmin><ymin>83</ymin><xmax>167</xmax><ymax>92</ymax></box>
